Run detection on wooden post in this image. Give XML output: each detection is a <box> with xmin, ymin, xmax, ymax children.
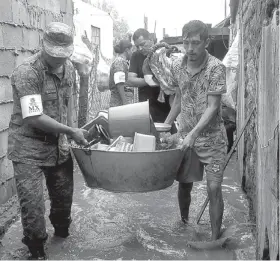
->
<box><xmin>68</xmin><ymin>75</ymin><xmax>79</xmax><ymax>128</ymax></box>
<box><xmin>196</xmin><ymin>106</ymin><xmax>256</xmax><ymax>224</ymax></box>
<box><xmin>163</xmin><ymin>28</ymin><xmax>166</xmax><ymax>38</ymax></box>
<box><xmin>237</xmin><ymin>2</ymin><xmax>245</xmax><ymax>185</ymax></box>
<box><xmin>144</xmin><ymin>15</ymin><xmax>148</xmax><ymax>30</ymax></box>
<box><xmin>78</xmin><ymin>75</ymin><xmax>90</xmax><ymax>128</ymax></box>
<box><xmin>230</xmin><ymin>0</ymin><xmax>240</xmax><ymax>24</ymax></box>
<box><xmin>279</xmin><ymin>5</ymin><xmax>280</xmax><ymax>257</ymax></box>
<box><xmin>224</xmin><ymin>0</ymin><xmax>227</xmax><ymax>19</ymax></box>
<box><xmin>76</xmin><ymin>32</ymin><xmax>96</xmax><ymax>128</ymax></box>
<box><xmin>257</xmin><ymin>11</ymin><xmax>279</xmax><ymax>260</ymax></box>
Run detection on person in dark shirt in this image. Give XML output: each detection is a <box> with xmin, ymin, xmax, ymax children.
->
<box><xmin>127</xmin><ymin>28</ymin><xmax>170</xmax><ymax>123</ymax></box>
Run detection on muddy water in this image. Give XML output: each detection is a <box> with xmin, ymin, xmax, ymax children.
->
<box><xmin>0</xmin><ymin>157</ymin><xmax>255</xmax><ymax>260</ymax></box>
<box><xmin>62</xmin><ymin>185</ymin><xmax>234</xmax><ymax>260</ymax></box>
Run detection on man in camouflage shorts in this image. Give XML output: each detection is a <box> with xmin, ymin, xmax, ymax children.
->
<box><xmin>8</xmin><ymin>22</ymin><xmax>88</xmax><ymax>259</ymax></box>
<box><xmin>164</xmin><ymin>20</ymin><xmax>228</xmax><ymax>241</ymax></box>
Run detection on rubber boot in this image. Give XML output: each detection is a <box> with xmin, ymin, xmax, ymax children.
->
<box><xmin>27</xmin><ymin>245</ymin><xmax>47</xmax><ymax>260</ymax></box>
<box><xmin>54</xmin><ymin>227</ymin><xmax>69</xmax><ymax>238</ymax></box>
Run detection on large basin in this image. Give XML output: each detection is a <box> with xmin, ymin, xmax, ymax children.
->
<box><xmin>71</xmin><ymin>147</ymin><xmax>184</xmax><ymax>193</ymax></box>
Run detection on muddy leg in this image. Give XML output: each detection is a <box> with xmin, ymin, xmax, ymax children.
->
<box><xmin>178</xmin><ymin>182</ymin><xmax>193</xmax><ymax>223</ymax></box>
<box><xmin>207</xmin><ymin>180</ymin><xmax>224</xmax><ymax>240</ymax></box>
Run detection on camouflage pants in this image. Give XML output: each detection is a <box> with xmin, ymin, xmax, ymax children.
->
<box><xmin>13</xmin><ymin>158</ymin><xmax>73</xmax><ymax>247</ymax></box>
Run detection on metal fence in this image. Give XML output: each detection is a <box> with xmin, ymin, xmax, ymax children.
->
<box><xmin>86</xmin><ymin>45</ymin><xmax>139</xmax><ymax>121</ymax></box>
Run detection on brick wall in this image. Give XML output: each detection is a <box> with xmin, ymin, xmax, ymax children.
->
<box><xmin>0</xmin><ymin>0</ymin><xmax>74</xmax><ymax>205</ymax></box>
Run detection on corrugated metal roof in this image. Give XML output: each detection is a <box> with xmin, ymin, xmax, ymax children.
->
<box><xmin>214</xmin><ymin>16</ymin><xmax>231</xmax><ymax>28</ymax></box>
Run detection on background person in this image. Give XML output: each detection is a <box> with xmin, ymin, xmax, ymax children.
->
<box><xmin>127</xmin><ymin>28</ymin><xmax>170</xmax><ymax>123</ymax></box>
<box><xmin>109</xmin><ymin>39</ymin><xmax>133</xmax><ymax>107</ymax></box>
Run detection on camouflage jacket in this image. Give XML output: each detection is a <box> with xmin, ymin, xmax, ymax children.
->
<box><xmin>8</xmin><ymin>52</ymin><xmax>76</xmax><ymax>166</ymax></box>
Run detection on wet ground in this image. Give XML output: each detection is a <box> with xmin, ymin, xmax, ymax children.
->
<box><xmin>0</xmin><ymin>153</ymin><xmax>256</xmax><ymax>260</ymax></box>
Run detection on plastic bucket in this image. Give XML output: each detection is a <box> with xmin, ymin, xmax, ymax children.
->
<box><xmin>108</xmin><ymin>101</ymin><xmax>151</xmax><ymax>138</ymax></box>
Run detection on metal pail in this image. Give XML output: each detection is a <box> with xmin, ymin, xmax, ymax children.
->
<box><xmin>71</xmin><ymin>147</ymin><xmax>184</xmax><ymax>193</ymax></box>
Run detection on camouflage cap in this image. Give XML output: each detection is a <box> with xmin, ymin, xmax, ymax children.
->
<box><xmin>42</xmin><ymin>22</ymin><xmax>74</xmax><ymax>58</ymax></box>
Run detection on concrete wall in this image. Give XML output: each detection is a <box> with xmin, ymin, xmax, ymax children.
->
<box><xmin>0</xmin><ymin>0</ymin><xmax>74</xmax><ymax>205</ymax></box>
<box><xmin>237</xmin><ymin>1</ymin><xmax>279</xmax><ymax>258</ymax></box>
<box><xmin>237</xmin><ymin>0</ymin><xmax>279</xmax><ymax>220</ymax></box>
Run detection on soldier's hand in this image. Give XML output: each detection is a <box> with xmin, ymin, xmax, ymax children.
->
<box><xmin>70</xmin><ymin>128</ymin><xmax>89</xmax><ymax>146</ymax></box>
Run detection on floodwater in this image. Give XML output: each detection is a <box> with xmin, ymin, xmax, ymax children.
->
<box><xmin>0</xmin><ymin>155</ymin><xmax>256</xmax><ymax>260</ymax></box>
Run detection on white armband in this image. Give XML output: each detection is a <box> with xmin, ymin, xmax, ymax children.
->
<box><xmin>20</xmin><ymin>94</ymin><xmax>43</xmax><ymax>119</ymax></box>
<box><xmin>114</xmin><ymin>71</ymin><xmax>126</xmax><ymax>84</ymax></box>
<box><xmin>144</xmin><ymin>75</ymin><xmax>159</xmax><ymax>86</ymax></box>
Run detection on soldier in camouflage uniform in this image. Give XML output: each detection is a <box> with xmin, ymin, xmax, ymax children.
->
<box><xmin>8</xmin><ymin>22</ymin><xmax>89</xmax><ymax>259</ymax></box>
